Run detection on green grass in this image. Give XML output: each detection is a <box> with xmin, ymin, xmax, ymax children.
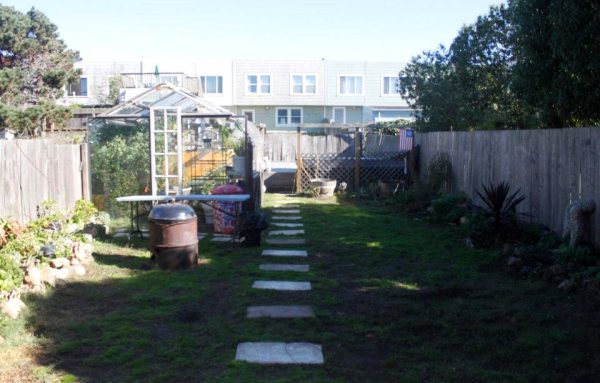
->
<box><xmin>2</xmin><ymin>193</ymin><xmax>600</xmax><ymax>382</ymax></box>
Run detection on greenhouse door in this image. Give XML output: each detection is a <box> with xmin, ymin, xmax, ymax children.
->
<box><xmin>149</xmin><ymin>107</ymin><xmax>183</xmax><ymax>196</ymax></box>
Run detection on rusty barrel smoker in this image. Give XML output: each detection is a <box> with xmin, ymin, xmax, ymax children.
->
<box><xmin>148</xmin><ymin>203</ymin><xmax>198</xmax><ymax>270</ymax></box>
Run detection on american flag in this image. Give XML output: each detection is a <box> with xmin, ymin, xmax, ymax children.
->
<box><xmin>399</xmin><ymin>129</ymin><xmax>414</xmax><ymax>152</ymax></box>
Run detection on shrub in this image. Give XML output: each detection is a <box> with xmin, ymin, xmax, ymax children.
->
<box><xmin>430</xmin><ymin>193</ymin><xmax>468</xmax><ymax>224</ymax></box>
<box><xmin>392</xmin><ymin>181</ymin><xmax>433</xmax><ymax>212</ymax></box>
<box><xmin>476</xmin><ymin>181</ymin><xmax>525</xmax><ymax>233</ymax></box>
<box><xmin>553</xmin><ymin>245</ymin><xmax>596</xmax><ymax>267</ymax></box>
<box><xmin>427</xmin><ymin>153</ymin><xmax>452</xmax><ymax>194</ymax></box>
<box><xmin>0</xmin><ymin>252</ymin><xmax>23</xmax><ymax>292</ymax></box>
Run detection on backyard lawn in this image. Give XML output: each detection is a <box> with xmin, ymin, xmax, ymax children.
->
<box><xmin>2</xmin><ymin>193</ymin><xmax>600</xmax><ymax>382</ymax></box>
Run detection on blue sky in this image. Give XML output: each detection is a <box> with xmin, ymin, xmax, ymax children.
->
<box><xmin>5</xmin><ymin>0</ymin><xmax>505</xmax><ymax>62</ymax></box>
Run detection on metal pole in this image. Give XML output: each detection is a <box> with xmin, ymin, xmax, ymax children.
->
<box><xmin>296</xmin><ymin>125</ymin><xmax>302</xmax><ymax>193</ymax></box>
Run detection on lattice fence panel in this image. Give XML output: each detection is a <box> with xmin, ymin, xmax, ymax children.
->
<box><xmin>299</xmin><ymin>152</ymin><xmax>409</xmax><ymax>192</ymax></box>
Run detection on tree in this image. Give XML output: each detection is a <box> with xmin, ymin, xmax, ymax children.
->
<box><xmin>510</xmin><ymin>0</ymin><xmax>600</xmax><ymax>128</ymax></box>
<box><xmin>0</xmin><ymin>5</ymin><xmax>80</xmax><ymax>134</ymax></box>
<box><xmin>400</xmin><ymin>5</ymin><xmax>529</xmax><ymax>132</ymax></box>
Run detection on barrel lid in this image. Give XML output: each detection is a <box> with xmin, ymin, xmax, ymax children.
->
<box><xmin>148</xmin><ymin>203</ymin><xmax>196</xmax><ymax>221</ymax></box>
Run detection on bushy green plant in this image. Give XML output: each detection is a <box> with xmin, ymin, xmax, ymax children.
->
<box><xmin>0</xmin><ymin>252</ymin><xmax>23</xmax><ymax>292</ymax></box>
<box><xmin>91</xmin><ymin>131</ymin><xmax>150</xmax><ymax>217</ymax></box>
<box><xmin>427</xmin><ymin>153</ymin><xmax>452</xmax><ymax>194</ymax></box>
<box><xmin>553</xmin><ymin>245</ymin><xmax>596</xmax><ymax>267</ymax></box>
<box><xmin>71</xmin><ymin>200</ymin><xmax>98</xmax><ymax>226</ymax></box>
<box><xmin>464</xmin><ymin>212</ymin><xmax>497</xmax><ymax>247</ymax></box>
<box><xmin>430</xmin><ymin>193</ymin><xmax>468</xmax><ymax>223</ymax></box>
<box><xmin>392</xmin><ymin>181</ymin><xmax>433</xmax><ymax>212</ymax></box>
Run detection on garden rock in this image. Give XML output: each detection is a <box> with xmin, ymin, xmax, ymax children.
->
<box><xmin>520</xmin><ymin>266</ymin><xmax>532</xmax><ymax>276</ymax></box>
<box><xmin>50</xmin><ymin>257</ymin><xmax>69</xmax><ymax>269</ymax></box>
<box><xmin>459</xmin><ymin>216</ymin><xmax>469</xmax><ymax>225</ymax></box>
<box><xmin>558</xmin><ymin>279</ymin><xmax>576</xmax><ymax>292</ymax></box>
<box><xmin>72</xmin><ymin>265</ymin><xmax>86</xmax><ymax>276</ymax></box>
<box><xmin>464</xmin><ymin>238</ymin><xmax>474</xmax><ymax>248</ymax></box>
<box><xmin>24</xmin><ymin>267</ymin><xmax>42</xmax><ymax>287</ymax></box>
<box><xmin>562</xmin><ymin>199</ymin><xmax>596</xmax><ymax>247</ymax></box>
<box><xmin>1</xmin><ymin>297</ymin><xmax>26</xmax><ymax>319</ymax></box>
<box><xmin>507</xmin><ymin>256</ymin><xmax>522</xmax><ymax>268</ymax></box>
<box><xmin>53</xmin><ymin>267</ymin><xmax>71</xmax><ymax>280</ymax></box>
<box><xmin>40</xmin><ymin>266</ymin><xmax>56</xmax><ymax>286</ymax></box>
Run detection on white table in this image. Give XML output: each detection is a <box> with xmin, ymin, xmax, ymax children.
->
<box><xmin>116</xmin><ymin>194</ymin><xmax>251</xmax><ymax>239</ymax></box>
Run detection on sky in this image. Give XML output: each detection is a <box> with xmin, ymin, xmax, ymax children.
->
<box><xmin>5</xmin><ymin>0</ymin><xmax>505</xmax><ymax>63</ymax></box>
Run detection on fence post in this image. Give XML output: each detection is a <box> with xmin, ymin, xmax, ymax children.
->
<box><xmin>354</xmin><ymin>126</ymin><xmax>361</xmax><ymax>191</ymax></box>
<box><xmin>296</xmin><ymin>126</ymin><xmax>303</xmax><ymax>193</ymax></box>
<box><xmin>80</xmin><ymin>143</ymin><xmax>91</xmax><ymax>200</ymax></box>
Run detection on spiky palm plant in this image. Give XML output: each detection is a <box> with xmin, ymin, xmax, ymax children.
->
<box><xmin>476</xmin><ymin>182</ymin><xmax>526</xmax><ymax>230</ymax></box>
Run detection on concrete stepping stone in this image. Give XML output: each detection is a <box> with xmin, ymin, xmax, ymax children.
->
<box><xmin>280</xmin><ymin>204</ymin><xmax>300</xmax><ymax>208</ymax></box>
<box><xmin>259</xmin><ymin>264</ymin><xmax>309</xmax><ymax>272</ymax></box>
<box><xmin>262</xmin><ymin>249</ymin><xmax>308</xmax><ymax>257</ymax></box>
<box><xmin>272</xmin><ymin>215</ymin><xmax>302</xmax><ymax>220</ymax></box>
<box><xmin>266</xmin><ymin>238</ymin><xmax>306</xmax><ymax>245</ymax></box>
<box><xmin>235</xmin><ymin>342</ymin><xmax>323</xmax><ymax>364</ymax></box>
<box><xmin>211</xmin><ymin>235</ymin><xmax>240</xmax><ymax>243</ymax></box>
<box><xmin>268</xmin><ymin>229</ymin><xmax>305</xmax><ymax>236</ymax></box>
<box><xmin>252</xmin><ymin>280</ymin><xmax>311</xmax><ymax>291</ymax></box>
<box><xmin>272</xmin><ymin>222</ymin><xmax>303</xmax><ymax>228</ymax></box>
<box><xmin>113</xmin><ymin>232</ymin><xmax>129</xmax><ymax>239</ymax></box>
<box><xmin>246</xmin><ymin>305</ymin><xmax>315</xmax><ymax>318</ymax></box>
<box><xmin>273</xmin><ymin>209</ymin><xmax>301</xmax><ymax>214</ymax></box>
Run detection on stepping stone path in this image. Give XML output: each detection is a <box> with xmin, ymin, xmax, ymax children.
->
<box><xmin>272</xmin><ymin>222</ymin><xmax>304</xmax><ymax>228</ymax></box>
<box><xmin>262</xmin><ymin>249</ymin><xmax>308</xmax><ymax>257</ymax></box>
<box><xmin>235</xmin><ymin>342</ymin><xmax>323</xmax><ymax>364</ymax></box>
<box><xmin>246</xmin><ymin>305</ymin><xmax>315</xmax><ymax>318</ymax></box>
<box><xmin>235</xmin><ymin>202</ymin><xmax>325</xmax><ymax>365</ymax></box>
<box><xmin>268</xmin><ymin>229</ymin><xmax>305</xmax><ymax>236</ymax></box>
<box><xmin>259</xmin><ymin>264</ymin><xmax>309</xmax><ymax>272</ymax></box>
<box><xmin>252</xmin><ymin>280</ymin><xmax>311</xmax><ymax>291</ymax></box>
<box><xmin>266</xmin><ymin>238</ymin><xmax>306</xmax><ymax>245</ymax></box>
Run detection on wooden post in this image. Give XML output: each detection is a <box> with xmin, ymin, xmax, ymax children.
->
<box><xmin>80</xmin><ymin>143</ymin><xmax>91</xmax><ymax>200</ymax></box>
<box><xmin>354</xmin><ymin>126</ymin><xmax>361</xmax><ymax>191</ymax></box>
<box><xmin>296</xmin><ymin>125</ymin><xmax>303</xmax><ymax>193</ymax></box>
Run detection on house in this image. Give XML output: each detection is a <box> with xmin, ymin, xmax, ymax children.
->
<box><xmin>60</xmin><ymin>59</ymin><xmax>414</xmax><ymax>131</ymax></box>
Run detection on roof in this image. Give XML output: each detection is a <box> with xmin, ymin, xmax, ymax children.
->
<box><xmin>97</xmin><ymin>83</ymin><xmax>233</xmax><ymax>119</ymax></box>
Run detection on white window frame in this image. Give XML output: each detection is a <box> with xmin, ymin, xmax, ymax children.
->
<box><xmin>337</xmin><ymin>74</ymin><xmax>364</xmax><ymax>96</ymax></box>
<box><xmin>245</xmin><ymin>73</ymin><xmax>271</xmax><ymax>95</ymax></box>
<box><xmin>241</xmin><ymin>109</ymin><xmax>255</xmax><ymax>123</ymax></box>
<box><xmin>332</xmin><ymin>107</ymin><xmax>346</xmax><ymax>124</ymax></box>
<box><xmin>275</xmin><ymin>107</ymin><xmax>303</xmax><ymax>127</ymax></box>
<box><xmin>381</xmin><ymin>75</ymin><xmax>401</xmax><ymax>97</ymax></box>
<box><xmin>200</xmin><ymin>75</ymin><xmax>223</xmax><ymax>94</ymax></box>
<box><xmin>290</xmin><ymin>73</ymin><xmax>318</xmax><ymax>95</ymax></box>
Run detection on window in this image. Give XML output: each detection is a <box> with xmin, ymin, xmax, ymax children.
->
<box><xmin>200</xmin><ymin>76</ymin><xmax>223</xmax><ymax>94</ymax></box>
<box><xmin>338</xmin><ymin>75</ymin><xmax>363</xmax><ymax>95</ymax></box>
<box><xmin>67</xmin><ymin>77</ymin><xmax>87</xmax><ymax>96</ymax></box>
<box><xmin>382</xmin><ymin>76</ymin><xmax>400</xmax><ymax>96</ymax></box>
<box><xmin>333</xmin><ymin>107</ymin><xmax>346</xmax><ymax>123</ymax></box>
<box><xmin>290</xmin><ymin>74</ymin><xmax>317</xmax><ymax>95</ymax></box>
<box><xmin>246</xmin><ymin>74</ymin><xmax>271</xmax><ymax>94</ymax></box>
<box><xmin>276</xmin><ymin>108</ymin><xmax>302</xmax><ymax>126</ymax></box>
<box><xmin>242</xmin><ymin>109</ymin><xmax>255</xmax><ymax>123</ymax></box>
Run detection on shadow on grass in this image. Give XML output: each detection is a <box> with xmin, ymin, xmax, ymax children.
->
<box><xmin>19</xmin><ymin>198</ymin><xmax>600</xmax><ymax>383</ymax></box>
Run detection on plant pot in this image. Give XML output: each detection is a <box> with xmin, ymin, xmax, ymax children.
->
<box><xmin>232</xmin><ymin>156</ymin><xmax>245</xmax><ymax>177</ymax></box>
<box><xmin>378</xmin><ymin>180</ymin><xmax>399</xmax><ymax>198</ymax></box>
<box><xmin>310</xmin><ymin>178</ymin><xmax>337</xmax><ymax>197</ymax></box>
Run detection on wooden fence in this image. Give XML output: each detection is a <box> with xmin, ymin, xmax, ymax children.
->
<box><xmin>416</xmin><ymin>128</ymin><xmax>600</xmax><ymax>245</ymax></box>
<box><xmin>265</xmin><ymin>132</ymin><xmax>402</xmax><ymax>162</ymax></box>
<box><xmin>0</xmin><ymin>139</ymin><xmax>90</xmax><ymax>224</ymax></box>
